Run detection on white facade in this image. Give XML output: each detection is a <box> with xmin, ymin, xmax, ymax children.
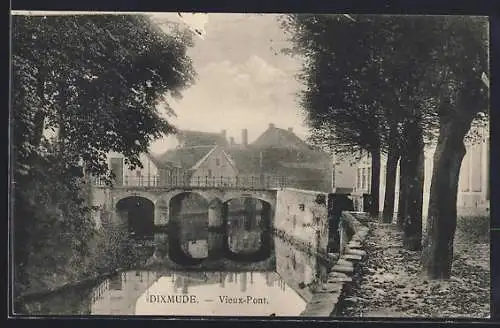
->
<box><xmin>106</xmin><ymin>151</ymin><xmax>159</xmax><ymax>187</ymax></box>
<box><xmin>189</xmin><ymin>146</ymin><xmax>238</xmax><ymax>186</ymax></box>
<box><xmin>355</xmin><ymin>128</ymin><xmax>490</xmax><ymax>219</ymax></box>
<box><xmin>332</xmin><ymin>153</ymin><xmax>357</xmax><ymax>192</ymax></box>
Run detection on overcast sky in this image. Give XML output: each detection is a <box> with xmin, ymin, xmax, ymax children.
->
<box><xmin>148</xmin><ymin>13</ymin><xmax>307</xmax><ymax>154</ymax></box>
<box><xmin>14</xmin><ymin>11</ymin><xmax>308</xmax><ymax>154</ymax></box>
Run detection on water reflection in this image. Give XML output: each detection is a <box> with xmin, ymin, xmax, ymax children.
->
<box><xmin>17</xmin><ymin>233</ymin><xmax>329</xmax><ymax>316</ymax></box>
<box><xmin>274</xmin><ymin>237</ymin><xmax>329</xmax><ymax>303</ymax></box>
<box><xmin>168</xmin><ymin>203</ymin><xmax>272</xmax><ymax>264</ymax></box>
<box><xmin>16</xmin><ymin>195</ymin><xmax>335</xmax><ymax>316</ymax></box>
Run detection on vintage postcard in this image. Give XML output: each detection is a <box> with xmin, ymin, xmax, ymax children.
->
<box><xmin>10</xmin><ymin>11</ymin><xmax>490</xmax><ymax>319</ymax></box>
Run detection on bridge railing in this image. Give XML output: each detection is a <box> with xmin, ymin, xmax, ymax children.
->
<box><xmin>92</xmin><ymin>175</ymin><xmax>291</xmax><ymax>189</ymax></box>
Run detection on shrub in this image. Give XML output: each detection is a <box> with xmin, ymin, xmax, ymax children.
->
<box><xmin>455</xmin><ymin>215</ymin><xmax>490</xmax><ymax>244</ymax></box>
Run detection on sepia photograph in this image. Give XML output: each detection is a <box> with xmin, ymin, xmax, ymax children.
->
<box><xmin>9</xmin><ymin>11</ymin><xmax>490</xmax><ymax>318</ymax></box>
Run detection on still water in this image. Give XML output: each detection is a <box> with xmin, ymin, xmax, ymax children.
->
<box><xmin>92</xmin><ymin>271</ymin><xmax>306</xmax><ymax>316</ymax></box>
<box><xmin>18</xmin><ymin>198</ymin><xmax>330</xmax><ymax>316</ymax></box>
<box><xmin>18</xmin><ymin>235</ymin><xmax>329</xmax><ymax>317</ymax></box>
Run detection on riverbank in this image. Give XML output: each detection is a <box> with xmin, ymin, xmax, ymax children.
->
<box><xmin>340</xmin><ymin>220</ymin><xmax>490</xmax><ymax>318</ymax></box>
<box><xmin>14</xmin><ymin>225</ymin><xmax>148</xmax><ymax>304</ymax></box>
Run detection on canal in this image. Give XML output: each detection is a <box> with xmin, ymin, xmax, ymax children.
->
<box><xmin>16</xmin><ymin>196</ymin><xmax>332</xmax><ymax>316</ymax></box>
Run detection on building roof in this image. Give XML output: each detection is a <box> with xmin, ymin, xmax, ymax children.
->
<box><xmin>224</xmin><ymin>146</ymin><xmax>281</xmax><ymax>174</ymax></box>
<box><xmin>152</xmin><ymin>125</ymin><xmax>333</xmax><ymax>191</ymax></box>
<box><xmin>252</xmin><ymin>124</ymin><xmax>312</xmax><ymax>151</ymax></box>
<box><xmin>155</xmin><ymin>146</ymin><xmax>215</xmax><ymax>170</ymax></box>
<box><xmin>177</xmin><ymin>130</ymin><xmax>228</xmax><ymax>147</ymax></box>
<box><xmin>145</xmin><ymin>152</ymin><xmax>168</xmax><ymax>168</ymax></box>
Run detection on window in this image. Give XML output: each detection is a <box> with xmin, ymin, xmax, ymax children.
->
<box><xmin>367</xmin><ymin>167</ymin><xmax>371</xmax><ymax>192</ymax></box>
<box><xmin>110</xmin><ymin>157</ymin><xmax>124</xmax><ymax>186</ymax></box>
<box><xmin>216</xmin><ymin>158</ymin><xmax>220</xmax><ymax>166</ymax></box>
<box><xmin>486</xmin><ymin>143</ymin><xmax>490</xmax><ymax>200</ymax></box>
<box><xmin>208</xmin><ymin>169</ymin><xmax>212</xmax><ymax>177</ymax></box>
<box><xmin>362</xmin><ymin>168</ymin><xmax>367</xmax><ymax>190</ymax></box>
<box><xmin>357</xmin><ymin>168</ymin><xmax>362</xmax><ymax>189</ymax></box>
<box><xmin>471</xmin><ymin>144</ymin><xmax>482</xmax><ymax>192</ymax></box>
<box><xmin>459</xmin><ymin>152</ymin><xmax>470</xmax><ymax>192</ymax></box>
<box><xmin>136</xmin><ymin>171</ymin><xmax>143</xmax><ymax>186</ymax></box>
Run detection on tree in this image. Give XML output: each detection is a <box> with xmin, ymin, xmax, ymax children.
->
<box><xmin>11</xmin><ymin>14</ymin><xmax>196</xmax><ymax>294</ymax></box>
<box><xmin>280</xmin><ymin>15</ymin><xmax>432</xmax><ymax>229</ymax></box>
<box><xmin>283</xmin><ymin>14</ymin><xmax>489</xmax><ymax>278</ymax></box>
<box><xmin>280</xmin><ymin>14</ymin><xmax>389</xmax><ymax>217</ymax></box>
<box><xmin>12</xmin><ymin>14</ymin><xmax>196</xmax><ymax>179</ymax></box>
<box><xmin>420</xmin><ymin>16</ymin><xmax>489</xmax><ymax>279</ymax></box>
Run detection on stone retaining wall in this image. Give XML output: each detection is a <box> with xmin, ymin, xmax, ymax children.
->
<box><xmin>299</xmin><ymin>211</ymin><xmax>370</xmax><ymax>317</ymax></box>
<box><xmin>274</xmin><ymin>188</ymin><xmax>329</xmax><ymax>254</ymax></box>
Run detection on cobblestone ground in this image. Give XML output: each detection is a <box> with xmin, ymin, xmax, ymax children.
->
<box><xmin>340</xmin><ymin>222</ymin><xmax>490</xmax><ymax>319</ymax></box>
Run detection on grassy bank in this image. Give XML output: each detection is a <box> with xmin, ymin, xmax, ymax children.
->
<box><xmin>15</xmin><ymin>219</ymin><xmax>149</xmax><ymax>301</ymax></box>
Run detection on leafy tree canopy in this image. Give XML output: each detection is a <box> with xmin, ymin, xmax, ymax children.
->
<box><xmin>279</xmin><ymin>14</ymin><xmax>488</xmax><ymax>156</ymax></box>
<box><xmin>12</xmin><ymin>14</ymin><xmax>197</xmax><ymax>181</ymax></box>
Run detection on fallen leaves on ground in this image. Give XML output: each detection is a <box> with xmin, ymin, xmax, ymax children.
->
<box><xmin>341</xmin><ymin>222</ymin><xmax>490</xmax><ymax>319</ymax></box>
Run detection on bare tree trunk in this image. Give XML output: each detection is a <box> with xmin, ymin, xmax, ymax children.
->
<box><xmin>402</xmin><ymin>124</ymin><xmax>425</xmax><ymax>250</ymax></box>
<box><xmin>382</xmin><ymin>142</ymin><xmax>399</xmax><ymax>223</ymax></box>
<box><xmin>422</xmin><ymin>115</ymin><xmax>473</xmax><ymax>279</ymax></box>
<box><xmin>370</xmin><ymin>148</ymin><xmax>381</xmax><ymax>217</ymax></box>
<box><xmin>397</xmin><ymin>156</ymin><xmax>408</xmax><ymax>226</ymax></box>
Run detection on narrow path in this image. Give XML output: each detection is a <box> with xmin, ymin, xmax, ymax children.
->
<box><xmin>341</xmin><ymin>222</ymin><xmax>490</xmax><ymax>318</ymax></box>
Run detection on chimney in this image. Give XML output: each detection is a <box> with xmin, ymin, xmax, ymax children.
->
<box><xmin>269</xmin><ymin>123</ymin><xmax>275</xmax><ymax>129</ymax></box>
<box><xmin>288</xmin><ymin>127</ymin><xmax>293</xmax><ymax>133</ymax></box>
<box><xmin>229</xmin><ymin>137</ymin><xmax>235</xmax><ymax>145</ymax></box>
<box><xmin>242</xmin><ymin>129</ymin><xmax>248</xmax><ymax>147</ymax></box>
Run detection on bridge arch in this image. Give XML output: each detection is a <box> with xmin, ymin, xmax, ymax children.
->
<box><xmin>158</xmin><ymin>189</ymin><xmax>217</xmax><ymax>209</ymax></box>
<box><xmin>165</xmin><ymin>191</ymin><xmax>213</xmax><ymax>263</ymax></box>
<box><xmin>222</xmin><ymin>191</ymin><xmax>276</xmax><ymax>230</ymax></box>
<box><xmin>112</xmin><ymin>191</ymin><xmax>159</xmax><ymax>209</ymax></box>
<box><xmin>223</xmin><ymin>196</ymin><xmax>274</xmax><ymax>262</ymax></box>
<box><xmin>116</xmin><ymin>196</ymin><xmax>155</xmax><ymax>240</ymax></box>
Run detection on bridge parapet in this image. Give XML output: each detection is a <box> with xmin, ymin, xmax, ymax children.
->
<box><xmin>92</xmin><ymin>175</ymin><xmax>289</xmax><ymax>190</ymax></box>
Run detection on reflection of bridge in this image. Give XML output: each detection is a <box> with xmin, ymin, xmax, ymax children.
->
<box><xmin>90</xmin><ymin>184</ymin><xmax>278</xmax><ymax>268</ymax></box>
<box><xmin>90</xmin><ymin>270</ymin><xmax>289</xmax><ymax>315</ymax></box>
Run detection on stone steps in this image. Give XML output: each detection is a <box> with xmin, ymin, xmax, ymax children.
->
<box><xmin>343</xmin><ymin>254</ymin><xmax>363</xmax><ymax>261</ymax></box>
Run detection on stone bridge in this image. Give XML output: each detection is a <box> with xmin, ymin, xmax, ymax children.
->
<box><xmin>90</xmin><ymin>185</ymin><xmax>278</xmax><ymax>269</ymax></box>
<box><xmin>90</xmin><ymin>185</ymin><xmax>349</xmax><ymax>270</ymax></box>
<box><xmin>92</xmin><ymin>185</ymin><xmax>277</xmax><ymax>226</ymax></box>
